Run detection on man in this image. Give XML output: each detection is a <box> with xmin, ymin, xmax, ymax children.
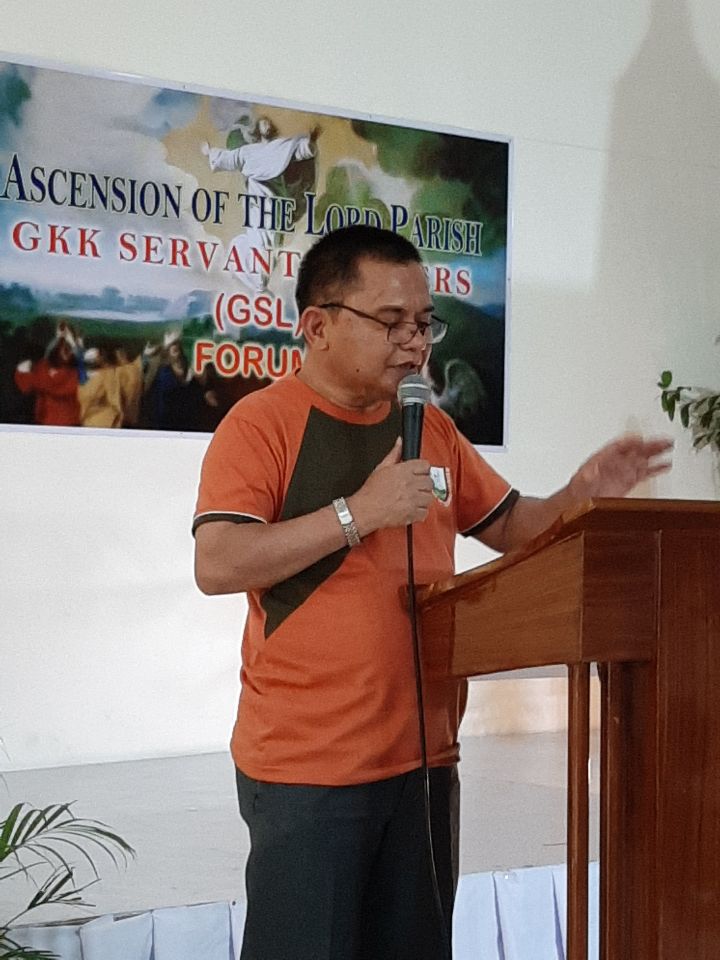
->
<box><xmin>193</xmin><ymin>225</ymin><xmax>670</xmax><ymax>960</ymax></box>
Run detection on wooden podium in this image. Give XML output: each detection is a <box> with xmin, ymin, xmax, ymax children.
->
<box><xmin>418</xmin><ymin>499</ymin><xmax>720</xmax><ymax>960</ymax></box>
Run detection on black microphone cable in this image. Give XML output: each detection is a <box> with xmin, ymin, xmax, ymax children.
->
<box><xmin>405</xmin><ymin>523</ymin><xmax>453</xmax><ymax>960</ymax></box>
<box><xmin>398</xmin><ymin>373</ymin><xmax>453</xmax><ymax>960</ymax></box>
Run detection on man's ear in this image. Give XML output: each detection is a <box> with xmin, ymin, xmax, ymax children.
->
<box><xmin>298</xmin><ymin>306</ymin><xmax>331</xmax><ymax>351</ymax></box>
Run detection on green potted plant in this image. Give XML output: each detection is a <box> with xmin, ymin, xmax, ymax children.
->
<box><xmin>1</xmin><ymin>802</ymin><xmax>134</xmax><ymax>960</ymax></box>
<box><xmin>658</xmin><ymin>363</ymin><xmax>720</xmax><ymax>454</ymax></box>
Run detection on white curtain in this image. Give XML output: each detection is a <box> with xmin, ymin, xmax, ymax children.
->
<box><xmin>11</xmin><ymin>862</ymin><xmax>600</xmax><ymax>960</ymax></box>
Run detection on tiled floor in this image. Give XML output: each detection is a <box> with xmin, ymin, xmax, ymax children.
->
<box><xmin>0</xmin><ymin>732</ymin><xmax>599</xmax><ymax>925</ymax></box>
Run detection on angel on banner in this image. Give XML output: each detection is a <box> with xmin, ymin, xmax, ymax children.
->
<box><xmin>201</xmin><ymin>116</ymin><xmax>321</xmax><ymax>292</ymax></box>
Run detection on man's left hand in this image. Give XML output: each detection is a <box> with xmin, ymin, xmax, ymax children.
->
<box><xmin>568</xmin><ymin>434</ymin><xmax>673</xmax><ymax>501</ymax></box>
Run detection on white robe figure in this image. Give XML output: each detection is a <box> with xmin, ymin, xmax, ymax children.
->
<box><xmin>207</xmin><ymin>135</ymin><xmax>316</xmax><ymax>292</ymax></box>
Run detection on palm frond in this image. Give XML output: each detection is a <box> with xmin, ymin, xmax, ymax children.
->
<box><xmin>1</xmin><ymin>804</ymin><xmax>135</xmax><ymax>869</ymax></box>
<box><xmin>1</xmin><ymin>801</ymin><xmax>134</xmax><ymax>932</ymax></box>
<box><xmin>6</xmin><ymin>866</ymin><xmax>98</xmax><ymax>927</ymax></box>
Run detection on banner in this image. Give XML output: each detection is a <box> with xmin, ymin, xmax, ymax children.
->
<box><xmin>0</xmin><ymin>59</ymin><xmax>510</xmax><ymax>444</ymax></box>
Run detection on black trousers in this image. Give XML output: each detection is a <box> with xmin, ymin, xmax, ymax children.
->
<box><xmin>235</xmin><ymin>765</ymin><xmax>459</xmax><ymax>960</ymax></box>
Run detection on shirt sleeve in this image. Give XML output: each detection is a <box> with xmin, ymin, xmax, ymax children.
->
<box><xmin>193</xmin><ymin>406</ymin><xmax>285</xmax><ymax>535</ymax></box>
<box><xmin>451</xmin><ymin>425</ymin><xmax>518</xmax><ymax>536</ymax></box>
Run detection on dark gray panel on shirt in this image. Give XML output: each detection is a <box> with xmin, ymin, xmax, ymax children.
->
<box><xmin>262</xmin><ymin>405</ymin><xmax>401</xmax><ymax>638</ymax></box>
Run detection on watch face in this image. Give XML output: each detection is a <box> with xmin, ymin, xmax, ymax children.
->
<box><xmin>334</xmin><ymin>498</ymin><xmax>352</xmax><ymax>525</ymax></box>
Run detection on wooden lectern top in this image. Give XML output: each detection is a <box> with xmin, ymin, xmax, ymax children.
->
<box><xmin>417</xmin><ymin>497</ymin><xmax>720</xmax><ymax>678</ymax></box>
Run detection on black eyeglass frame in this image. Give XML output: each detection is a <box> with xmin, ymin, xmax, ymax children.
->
<box><xmin>318</xmin><ymin>301</ymin><xmax>448</xmax><ymax>345</ymax></box>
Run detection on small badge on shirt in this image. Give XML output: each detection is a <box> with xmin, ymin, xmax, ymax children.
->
<box><xmin>430</xmin><ymin>466</ymin><xmax>451</xmax><ymax>504</ymax></box>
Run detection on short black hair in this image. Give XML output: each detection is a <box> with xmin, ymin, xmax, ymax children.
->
<box><xmin>295</xmin><ymin>225</ymin><xmax>422</xmax><ymax>315</ymax></box>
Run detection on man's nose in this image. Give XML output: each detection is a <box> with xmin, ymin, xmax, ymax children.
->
<box><xmin>399</xmin><ymin>328</ymin><xmax>430</xmax><ymax>361</ymax></box>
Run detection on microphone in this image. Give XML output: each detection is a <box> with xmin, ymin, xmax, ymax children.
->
<box><xmin>397</xmin><ymin>374</ymin><xmax>431</xmax><ymax>461</ymax></box>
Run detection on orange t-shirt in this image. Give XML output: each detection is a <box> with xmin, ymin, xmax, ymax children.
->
<box><xmin>194</xmin><ymin>373</ymin><xmax>515</xmax><ymax>785</ymax></box>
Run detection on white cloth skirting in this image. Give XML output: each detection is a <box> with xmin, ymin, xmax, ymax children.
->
<box><xmin>11</xmin><ymin>862</ymin><xmax>599</xmax><ymax>960</ymax></box>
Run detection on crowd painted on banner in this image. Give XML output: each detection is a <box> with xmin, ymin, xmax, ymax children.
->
<box><xmin>11</xmin><ymin>321</ymin><xmax>225</xmax><ymax>432</ymax></box>
<box><xmin>1</xmin><ymin>155</ymin><xmax>485</xmax><ymax>256</ymax></box>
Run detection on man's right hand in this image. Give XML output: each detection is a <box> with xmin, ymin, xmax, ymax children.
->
<box><xmin>348</xmin><ymin>438</ymin><xmax>434</xmax><ymax>535</ymax></box>
<box><xmin>196</xmin><ymin>439</ymin><xmax>434</xmax><ymax>596</ymax></box>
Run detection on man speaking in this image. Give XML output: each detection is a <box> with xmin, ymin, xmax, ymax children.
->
<box><xmin>193</xmin><ymin>225</ymin><xmax>670</xmax><ymax>959</ymax></box>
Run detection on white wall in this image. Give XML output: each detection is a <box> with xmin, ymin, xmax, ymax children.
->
<box><xmin>2</xmin><ymin>0</ymin><xmax>718</xmax><ymax>770</ymax></box>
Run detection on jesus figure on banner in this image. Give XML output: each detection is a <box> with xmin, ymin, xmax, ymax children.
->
<box><xmin>201</xmin><ymin>117</ymin><xmax>320</xmax><ymax>292</ymax></box>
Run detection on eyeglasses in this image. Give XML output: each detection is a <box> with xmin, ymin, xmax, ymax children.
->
<box><xmin>319</xmin><ymin>302</ymin><xmax>448</xmax><ymax>346</ymax></box>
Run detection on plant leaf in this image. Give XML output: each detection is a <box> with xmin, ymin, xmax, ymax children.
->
<box><xmin>659</xmin><ymin>370</ymin><xmax>673</xmax><ymax>388</ymax></box>
<box><xmin>61</xmin><ymin>822</ymin><xmax>135</xmax><ymax>863</ymax></box>
<box><xmin>0</xmin><ymin>806</ymin><xmax>25</xmax><ymax>860</ymax></box>
<box><xmin>14</xmin><ymin>808</ymin><xmax>55</xmax><ymax>850</ymax></box>
<box><xmin>25</xmin><ymin>868</ymin><xmax>76</xmax><ymax>911</ymax></box>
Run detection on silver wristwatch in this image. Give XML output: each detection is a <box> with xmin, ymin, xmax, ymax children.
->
<box><xmin>332</xmin><ymin>497</ymin><xmax>361</xmax><ymax>548</ymax></box>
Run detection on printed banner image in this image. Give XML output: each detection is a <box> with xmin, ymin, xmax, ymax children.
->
<box><xmin>0</xmin><ymin>59</ymin><xmax>510</xmax><ymax>443</ymax></box>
